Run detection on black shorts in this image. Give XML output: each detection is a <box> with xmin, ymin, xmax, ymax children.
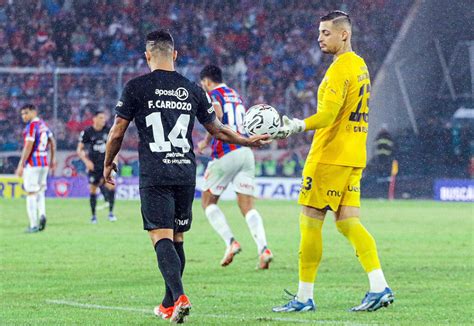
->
<box><xmin>140</xmin><ymin>185</ymin><xmax>195</xmax><ymax>232</ymax></box>
<box><xmin>88</xmin><ymin>169</ymin><xmax>104</xmax><ymax>186</ymax></box>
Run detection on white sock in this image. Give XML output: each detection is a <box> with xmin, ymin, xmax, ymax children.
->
<box><xmin>368</xmin><ymin>269</ymin><xmax>389</xmax><ymax>292</ymax></box>
<box><xmin>37</xmin><ymin>190</ymin><xmax>46</xmax><ymax>217</ymax></box>
<box><xmin>26</xmin><ymin>194</ymin><xmax>38</xmax><ymax>228</ymax></box>
<box><xmin>297</xmin><ymin>281</ymin><xmax>314</xmax><ymax>302</ymax></box>
<box><xmin>205</xmin><ymin>204</ymin><xmax>234</xmax><ymax>247</ymax></box>
<box><xmin>245</xmin><ymin>209</ymin><xmax>268</xmax><ymax>254</ymax></box>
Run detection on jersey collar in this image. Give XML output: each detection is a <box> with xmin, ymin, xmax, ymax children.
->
<box><xmin>31</xmin><ymin>117</ymin><xmax>40</xmax><ymax>122</ymax></box>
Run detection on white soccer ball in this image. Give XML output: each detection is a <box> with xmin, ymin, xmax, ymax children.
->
<box><xmin>244</xmin><ymin>104</ymin><xmax>281</xmax><ymax>137</ymax></box>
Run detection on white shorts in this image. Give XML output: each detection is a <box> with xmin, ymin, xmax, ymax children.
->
<box><xmin>23</xmin><ymin>166</ymin><xmax>49</xmax><ymax>193</ymax></box>
<box><xmin>202</xmin><ymin>147</ymin><xmax>255</xmax><ymax>196</ymax></box>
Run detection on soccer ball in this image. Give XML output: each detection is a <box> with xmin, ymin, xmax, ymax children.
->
<box><xmin>244</xmin><ymin>104</ymin><xmax>281</xmax><ymax>137</ymax></box>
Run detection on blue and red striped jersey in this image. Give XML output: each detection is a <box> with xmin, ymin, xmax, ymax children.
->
<box><xmin>209</xmin><ymin>84</ymin><xmax>247</xmax><ymax>159</ymax></box>
<box><xmin>22</xmin><ymin>117</ymin><xmax>52</xmax><ymax>167</ymax></box>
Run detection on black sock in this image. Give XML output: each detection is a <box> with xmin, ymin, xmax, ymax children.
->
<box><xmin>100</xmin><ymin>185</ymin><xmax>109</xmax><ymax>202</ymax></box>
<box><xmin>162</xmin><ymin>242</ymin><xmax>185</xmax><ymax>308</ymax></box>
<box><xmin>155</xmin><ymin>239</ymin><xmax>184</xmax><ymax>303</ymax></box>
<box><xmin>90</xmin><ymin>193</ymin><xmax>97</xmax><ymax>215</ymax></box>
<box><xmin>108</xmin><ymin>190</ymin><xmax>115</xmax><ymax>213</ymax></box>
<box><xmin>174</xmin><ymin>242</ymin><xmax>185</xmax><ymax>275</ymax></box>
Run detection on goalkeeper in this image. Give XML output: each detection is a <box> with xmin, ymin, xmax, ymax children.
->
<box><xmin>272</xmin><ymin>11</ymin><xmax>394</xmax><ymax>313</ymax></box>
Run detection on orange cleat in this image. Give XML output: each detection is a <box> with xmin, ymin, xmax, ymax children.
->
<box><xmin>220</xmin><ymin>240</ymin><xmax>242</xmax><ymax>267</ymax></box>
<box><xmin>170</xmin><ymin>294</ymin><xmax>192</xmax><ymax>323</ymax></box>
<box><xmin>153</xmin><ymin>304</ymin><xmax>174</xmax><ymax>320</ymax></box>
<box><xmin>257</xmin><ymin>248</ymin><xmax>273</xmax><ymax>270</ymax></box>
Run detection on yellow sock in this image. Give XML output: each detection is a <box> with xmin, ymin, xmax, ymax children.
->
<box><xmin>336</xmin><ymin>217</ymin><xmax>381</xmax><ymax>273</ymax></box>
<box><xmin>298</xmin><ymin>213</ymin><xmax>324</xmax><ymax>283</ymax></box>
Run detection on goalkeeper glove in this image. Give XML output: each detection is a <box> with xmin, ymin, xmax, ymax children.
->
<box><xmin>273</xmin><ymin>115</ymin><xmax>306</xmax><ymax>139</ymax></box>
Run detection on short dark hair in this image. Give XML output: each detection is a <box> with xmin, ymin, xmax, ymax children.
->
<box><xmin>146</xmin><ymin>30</ymin><xmax>174</xmax><ymax>54</ymax></box>
<box><xmin>320</xmin><ymin>10</ymin><xmax>351</xmax><ymax>26</ymax></box>
<box><xmin>200</xmin><ymin>65</ymin><xmax>223</xmax><ymax>83</ymax></box>
<box><xmin>93</xmin><ymin>110</ymin><xmax>104</xmax><ymax>116</ymax></box>
<box><xmin>20</xmin><ymin>104</ymin><xmax>36</xmax><ymax>112</ymax></box>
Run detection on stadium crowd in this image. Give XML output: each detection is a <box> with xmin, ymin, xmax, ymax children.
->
<box><xmin>0</xmin><ymin>0</ymin><xmax>417</xmax><ymax>176</ymax></box>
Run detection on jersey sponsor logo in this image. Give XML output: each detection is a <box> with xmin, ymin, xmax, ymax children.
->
<box><xmin>326</xmin><ymin>189</ymin><xmax>342</xmax><ymax>197</ymax></box>
<box><xmin>348</xmin><ymin>185</ymin><xmax>360</xmax><ymax>192</ymax></box>
<box><xmin>92</xmin><ymin>143</ymin><xmax>106</xmax><ymax>153</ymax></box>
<box><xmin>154</xmin><ymin>87</ymin><xmax>189</xmax><ymax>101</ymax></box>
<box><xmin>175</xmin><ymin>218</ymin><xmax>189</xmax><ymax>226</ymax></box>
<box><xmin>207</xmin><ymin>106</ymin><xmax>215</xmax><ymax>114</ymax></box>
<box><xmin>162</xmin><ymin>152</ymin><xmax>191</xmax><ymax>165</ymax></box>
<box><xmin>238</xmin><ymin>183</ymin><xmax>254</xmax><ymax>190</ymax></box>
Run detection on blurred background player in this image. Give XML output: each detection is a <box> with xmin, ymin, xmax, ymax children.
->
<box><xmin>198</xmin><ymin>65</ymin><xmax>273</xmax><ymax>269</ymax></box>
<box><xmin>77</xmin><ymin>110</ymin><xmax>117</xmax><ymax>224</ymax></box>
<box><xmin>272</xmin><ymin>11</ymin><xmax>393</xmax><ymax>313</ymax></box>
<box><xmin>15</xmin><ymin>104</ymin><xmax>56</xmax><ymax>233</ymax></box>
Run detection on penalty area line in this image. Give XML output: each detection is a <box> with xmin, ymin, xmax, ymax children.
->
<box><xmin>46</xmin><ymin>299</ymin><xmax>334</xmax><ymax>324</ymax></box>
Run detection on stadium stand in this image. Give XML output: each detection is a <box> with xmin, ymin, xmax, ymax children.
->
<box><xmin>1</xmin><ymin>0</ymin><xmax>429</xmax><ymax>181</ymax></box>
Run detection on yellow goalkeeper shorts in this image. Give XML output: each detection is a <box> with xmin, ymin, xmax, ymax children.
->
<box><xmin>298</xmin><ymin>162</ymin><xmax>363</xmax><ymax>211</ymax></box>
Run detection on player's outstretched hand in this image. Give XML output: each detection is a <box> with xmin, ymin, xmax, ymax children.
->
<box><xmin>246</xmin><ymin>134</ymin><xmax>272</xmax><ymax>147</ymax></box>
<box><xmin>104</xmin><ymin>162</ymin><xmax>118</xmax><ymax>185</ymax></box>
<box><xmin>273</xmin><ymin>115</ymin><xmax>305</xmax><ymax>139</ymax></box>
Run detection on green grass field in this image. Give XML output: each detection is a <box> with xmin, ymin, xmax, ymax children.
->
<box><xmin>1</xmin><ymin>198</ymin><xmax>472</xmax><ymax>325</ymax></box>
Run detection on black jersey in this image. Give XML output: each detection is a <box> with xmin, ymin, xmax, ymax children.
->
<box><xmin>115</xmin><ymin>69</ymin><xmax>216</xmax><ymax>188</ymax></box>
<box><xmin>79</xmin><ymin>126</ymin><xmax>110</xmax><ymax>168</ymax></box>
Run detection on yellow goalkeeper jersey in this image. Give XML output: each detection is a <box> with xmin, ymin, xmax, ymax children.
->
<box><xmin>307</xmin><ymin>51</ymin><xmax>370</xmax><ymax>167</ymax></box>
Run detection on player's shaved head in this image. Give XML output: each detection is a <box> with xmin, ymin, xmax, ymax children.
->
<box><xmin>146</xmin><ymin>30</ymin><xmax>174</xmax><ymax>55</ymax></box>
<box><xmin>320</xmin><ymin>10</ymin><xmax>352</xmax><ymax>30</ymax></box>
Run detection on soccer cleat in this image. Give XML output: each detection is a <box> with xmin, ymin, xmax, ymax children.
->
<box><xmin>25</xmin><ymin>226</ymin><xmax>40</xmax><ymax>233</ymax></box>
<box><xmin>153</xmin><ymin>304</ymin><xmax>174</xmax><ymax>320</ymax></box>
<box><xmin>220</xmin><ymin>240</ymin><xmax>242</xmax><ymax>267</ymax></box>
<box><xmin>350</xmin><ymin>287</ymin><xmax>395</xmax><ymax>312</ymax></box>
<box><xmin>257</xmin><ymin>248</ymin><xmax>273</xmax><ymax>270</ymax></box>
<box><xmin>90</xmin><ymin>215</ymin><xmax>97</xmax><ymax>224</ymax></box>
<box><xmin>108</xmin><ymin>213</ymin><xmax>117</xmax><ymax>222</ymax></box>
<box><xmin>272</xmin><ymin>290</ymin><xmax>316</xmax><ymax>313</ymax></box>
<box><xmin>39</xmin><ymin>215</ymin><xmax>47</xmax><ymax>231</ymax></box>
<box><xmin>170</xmin><ymin>294</ymin><xmax>191</xmax><ymax>323</ymax></box>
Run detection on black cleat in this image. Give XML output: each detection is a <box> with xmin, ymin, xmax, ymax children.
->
<box><xmin>39</xmin><ymin>215</ymin><xmax>47</xmax><ymax>231</ymax></box>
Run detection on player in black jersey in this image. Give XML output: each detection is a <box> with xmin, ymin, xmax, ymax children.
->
<box><xmin>104</xmin><ymin>30</ymin><xmax>269</xmax><ymax>323</ymax></box>
<box><xmin>77</xmin><ymin>110</ymin><xmax>117</xmax><ymax>224</ymax></box>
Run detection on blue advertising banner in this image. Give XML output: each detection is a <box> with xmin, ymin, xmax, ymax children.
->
<box><xmin>434</xmin><ymin>179</ymin><xmax>474</xmax><ymax>202</ymax></box>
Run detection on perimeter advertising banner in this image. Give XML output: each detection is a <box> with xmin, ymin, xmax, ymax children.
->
<box><xmin>433</xmin><ymin>179</ymin><xmax>474</xmax><ymax>202</ymax></box>
<box><xmin>0</xmin><ymin>176</ymin><xmax>27</xmax><ymax>199</ymax></box>
<box><xmin>0</xmin><ymin>175</ymin><xmax>302</xmax><ymax>200</ymax></box>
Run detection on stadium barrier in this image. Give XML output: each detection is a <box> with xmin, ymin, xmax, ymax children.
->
<box><xmin>0</xmin><ymin>175</ymin><xmax>302</xmax><ymax>200</ymax></box>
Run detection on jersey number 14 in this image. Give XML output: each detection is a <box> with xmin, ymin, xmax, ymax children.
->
<box><xmin>146</xmin><ymin>112</ymin><xmax>190</xmax><ymax>153</ymax></box>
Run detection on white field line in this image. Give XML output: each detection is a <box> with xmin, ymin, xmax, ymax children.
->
<box><xmin>45</xmin><ymin>299</ymin><xmax>367</xmax><ymax>325</ymax></box>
